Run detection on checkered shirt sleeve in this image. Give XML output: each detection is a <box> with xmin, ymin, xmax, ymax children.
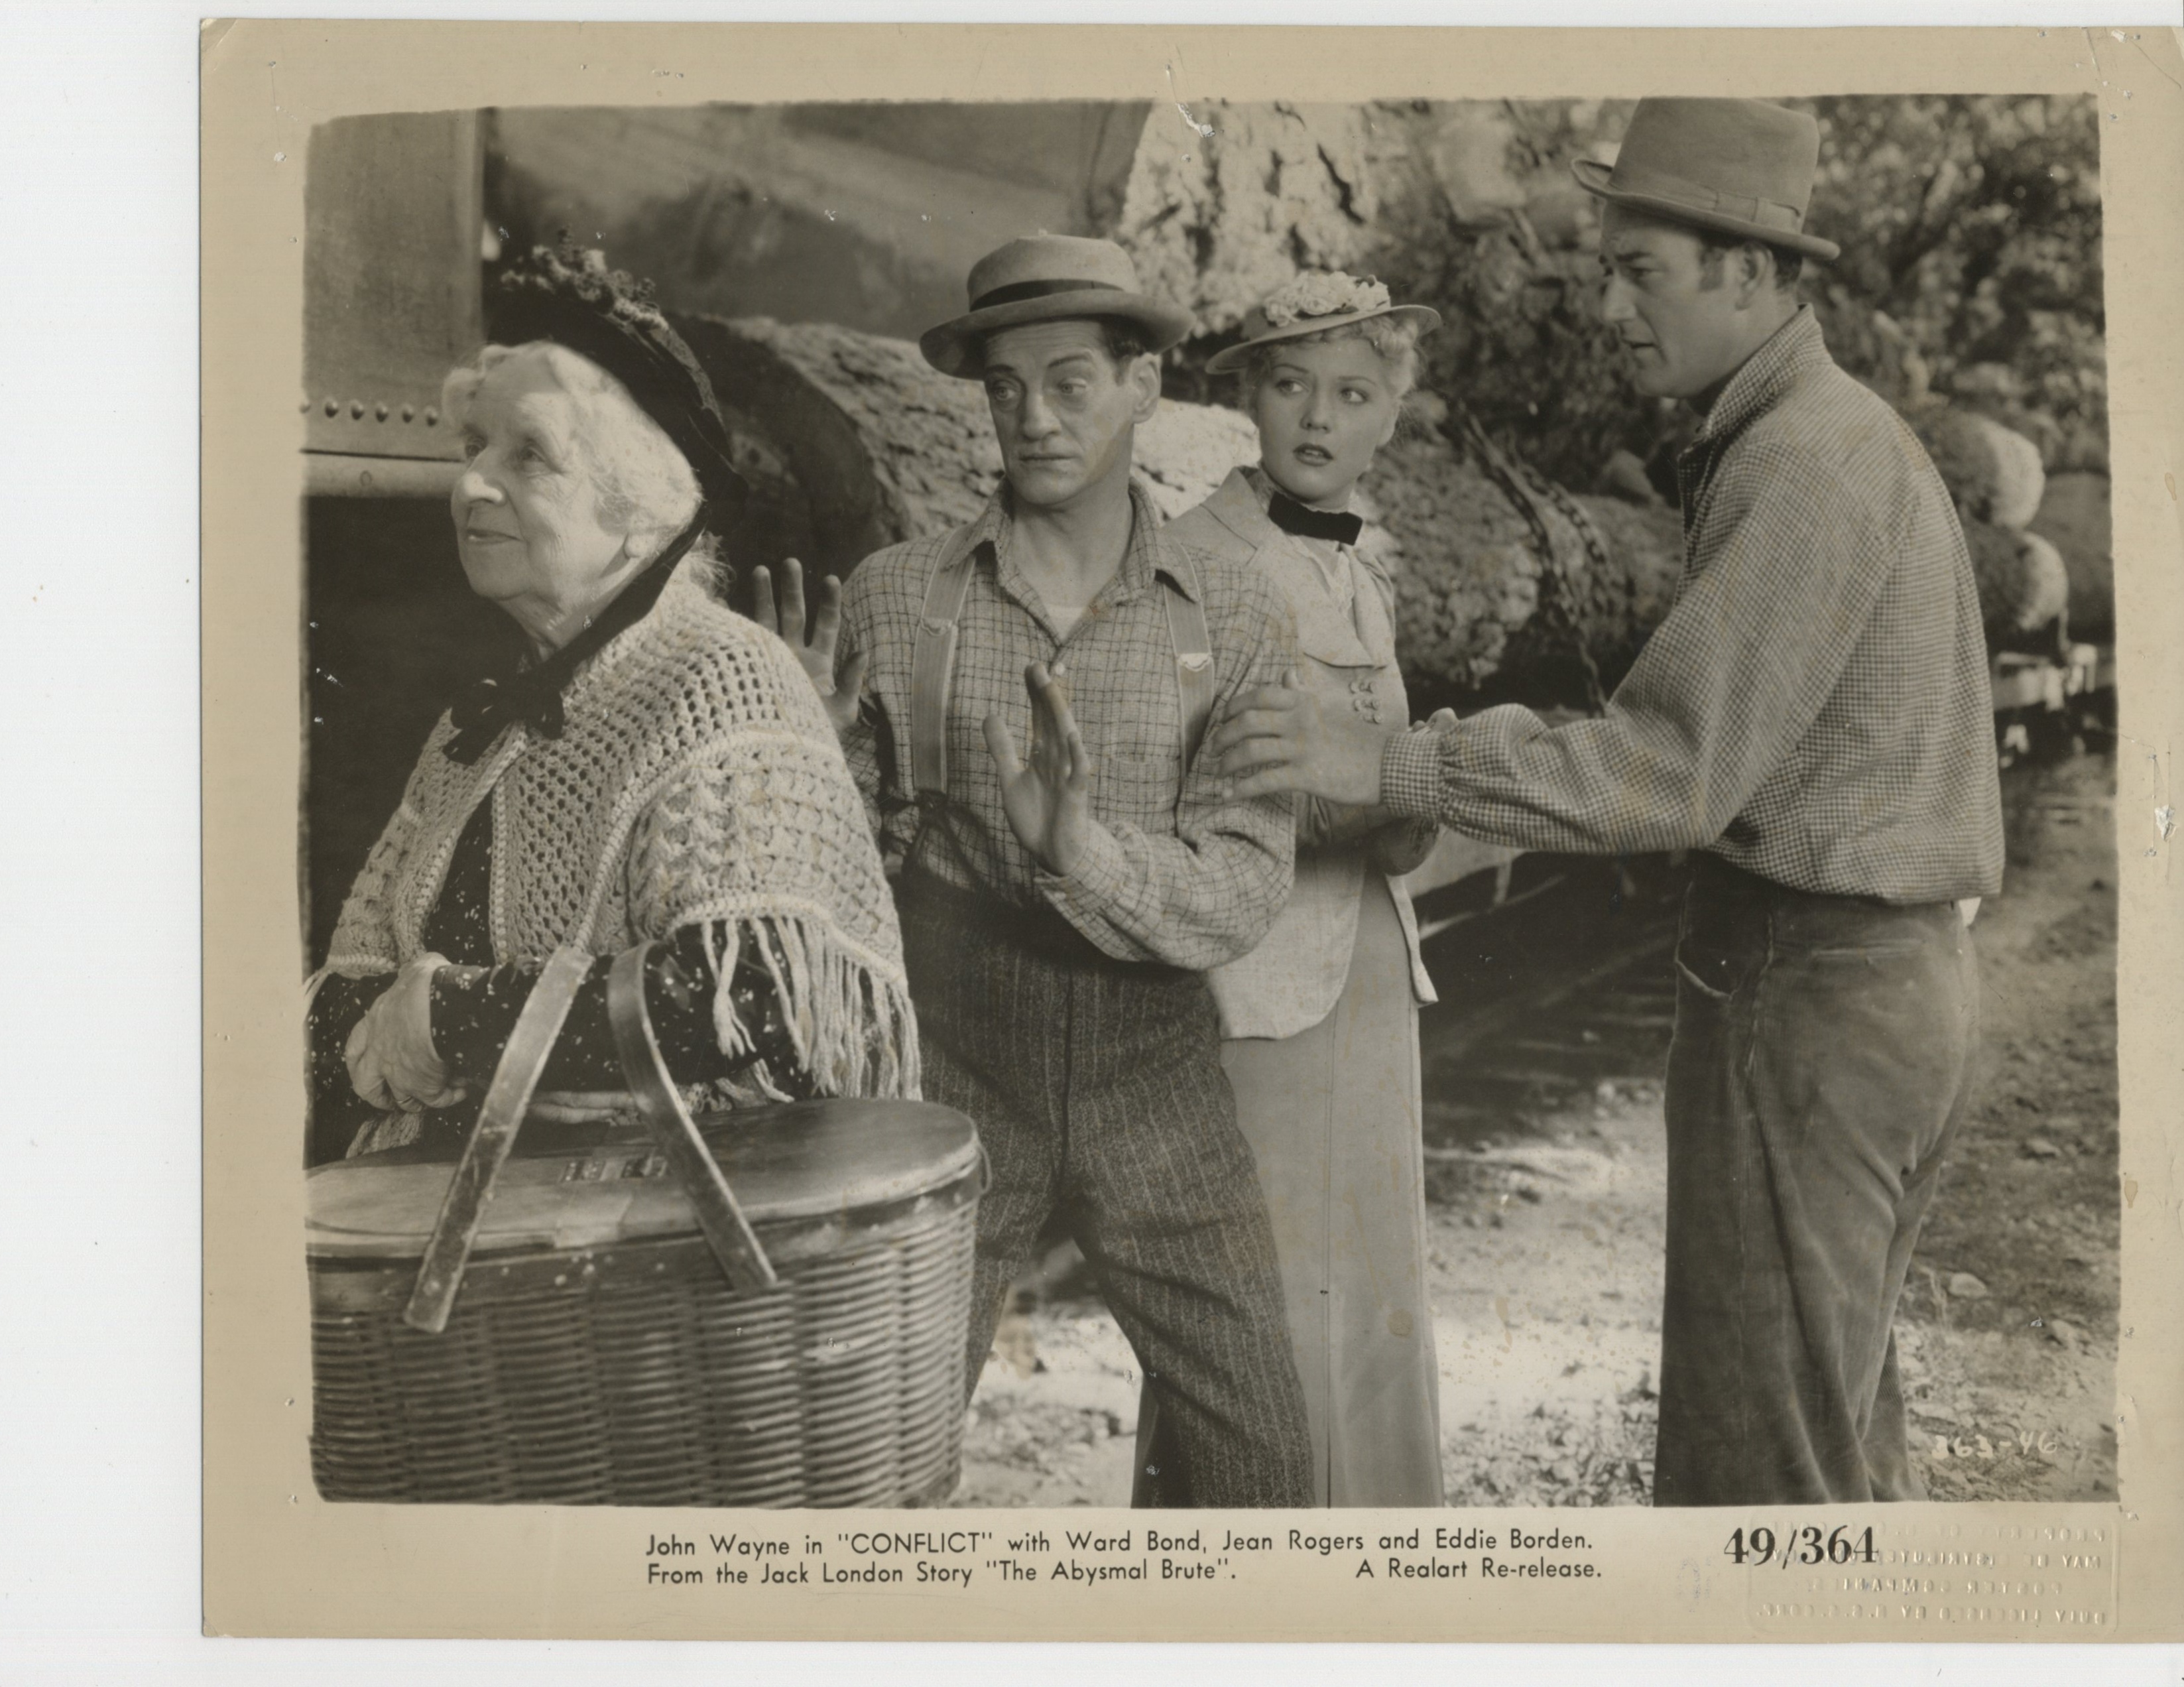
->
<box><xmin>839</xmin><ymin>485</ymin><xmax>1298</xmax><ymax>968</ymax></box>
<box><xmin>1381</xmin><ymin>310</ymin><xmax>2004</xmax><ymax>906</ymax></box>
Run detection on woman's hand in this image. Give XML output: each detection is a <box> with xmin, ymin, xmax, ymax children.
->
<box><xmin>751</xmin><ymin>556</ymin><xmax>867</xmax><ymax>735</ymax></box>
<box><xmin>1211</xmin><ymin>676</ymin><xmax>1400</xmax><ymax>806</ymax></box>
<box><xmin>983</xmin><ymin>660</ymin><xmax>1094</xmax><ymax>877</ymax></box>
<box><xmin>345</xmin><ymin>955</ymin><xmax>466</xmax><ymax>1112</ymax></box>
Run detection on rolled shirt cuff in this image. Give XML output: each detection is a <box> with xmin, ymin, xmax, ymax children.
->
<box><xmin>1380</xmin><ymin>722</ymin><xmax>1447</xmax><ymax>822</ymax></box>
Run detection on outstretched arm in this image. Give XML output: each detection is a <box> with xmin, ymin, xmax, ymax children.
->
<box><xmin>1213</xmin><ymin>456</ymin><xmax>1893</xmax><ymax>857</ymax></box>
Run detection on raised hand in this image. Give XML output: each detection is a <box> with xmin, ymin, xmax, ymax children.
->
<box><xmin>751</xmin><ymin>555</ymin><xmax>866</xmax><ymax>735</ymax></box>
<box><xmin>983</xmin><ymin>660</ymin><xmax>1094</xmax><ymax>877</ymax></box>
<box><xmin>1210</xmin><ymin>674</ymin><xmax>1396</xmax><ymax>806</ymax></box>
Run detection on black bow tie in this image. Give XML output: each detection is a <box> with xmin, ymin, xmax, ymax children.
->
<box><xmin>1267</xmin><ymin>489</ymin><xmax>1363</xmax><ymax>546</ymax></box>
<box><xmin>443</xmin><ymin>514</ymin><xmax>703</xmax><ymax>766</ymax></box>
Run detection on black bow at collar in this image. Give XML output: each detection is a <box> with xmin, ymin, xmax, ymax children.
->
<box><xmin>1266</xmin><ymin>489</ymin><xmax>1363</xmax><ymax>547</ymax></box>
<box><xmin>443</xmin><ymin>513</ymin><xmax>705</xmax><ymax>766</ymax></box>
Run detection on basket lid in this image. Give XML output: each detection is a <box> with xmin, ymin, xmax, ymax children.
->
<box><xmin>306</xmin><ymin>1098</ymin><xmax>979</xmax><ymax>1261</ymax></box>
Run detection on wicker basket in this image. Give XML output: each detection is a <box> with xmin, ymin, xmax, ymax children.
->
<box><xmin>308</xmin><ymin>1099</ymin><xmax>980</xmax><ymax>1505</ymax></box>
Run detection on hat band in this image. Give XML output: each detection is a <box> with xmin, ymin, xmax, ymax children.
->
<box><xmin>1610</xmin><ymin>160</ymin><xmax>1807</xmax><ymax>236</ymax></box>
<box><xmin>969</xmin><ymin>277</ymin><xmax>1124</xmax><ymax>312</ymax></box>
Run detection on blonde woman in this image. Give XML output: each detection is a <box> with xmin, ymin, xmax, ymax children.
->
<box><xmin>1140</xmin><ymin>273</ymin><xmax>1447</xmax><ymax>1506</ymax></box>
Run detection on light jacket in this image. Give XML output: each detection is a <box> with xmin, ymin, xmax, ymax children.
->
<box><xmin>1168</xmin><ymin>466</ymin><xmax>1439</xmax><ymax>1040</ymax></box>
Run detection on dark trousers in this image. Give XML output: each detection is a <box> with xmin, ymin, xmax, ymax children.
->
<box><xmin>896</xmin><ymin>870</ymin><xmax>1314</xmax><ymax>1509</ymax></box>
<box><xmin>1654</xmin><ymin>855</ymin><xmax>1981</xmax><ymax>1506</ymax></box>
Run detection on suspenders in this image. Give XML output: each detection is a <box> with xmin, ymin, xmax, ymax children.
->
<box><xmin>908</xmin><ymin>527</ymin><xmax>979</xmax><ymax>800</ymax></box>
<box><xmin>907</xmin><ymin>529</ymin><xmax>1217</xmax><ymax>806</ymax></box>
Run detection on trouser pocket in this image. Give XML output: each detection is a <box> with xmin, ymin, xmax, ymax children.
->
<box><xmin>1674</xmin><ymin>940</ymin><xmax>1738</xmax><ymax>1002</ymax></box>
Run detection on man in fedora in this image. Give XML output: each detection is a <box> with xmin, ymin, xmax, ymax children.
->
<box><xmin>826</xmin><ymin>234</ymin><xmax>1313</xmax><ymax>1507</ymax></box>
<box><xmin>1213</xmin><ymin>99</ymin><xmax>2002</xmax><ymax>1506</ymax></box>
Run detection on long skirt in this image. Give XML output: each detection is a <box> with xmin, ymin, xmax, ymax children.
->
<box><xmin>1134</xmin><ymin>877</ymin><xmax>1445</xmax><ymax>1507</ymax></box>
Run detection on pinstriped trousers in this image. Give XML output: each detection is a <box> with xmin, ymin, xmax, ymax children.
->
<box><xmin>896</xmin><ymin>869</ymin><xmax>1315</xmax><ymax>1509</ymax></box>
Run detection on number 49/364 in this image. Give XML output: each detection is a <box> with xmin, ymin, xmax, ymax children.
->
<box><xmin>1725</xmin><ymin>1525</ymin><xmax>1878</xmax><ymax>1568</ymax></box>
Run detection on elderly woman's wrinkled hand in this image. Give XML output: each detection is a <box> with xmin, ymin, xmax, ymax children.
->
<box><xmin>751</xmin><ymin>556</ymin><xmax>867</xmax><ymax>736</ymax></box>
<box><xmin>345</xmin><ymin>954</ymin><xmax>467</xmax><ymax>1113</ymax></box>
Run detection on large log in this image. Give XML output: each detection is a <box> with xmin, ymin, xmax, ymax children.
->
<box><xmin>1360</xmin><ymin>434</ymin><xmax>1685</xmax><ymax>702</ymax></box>
<box><xmin>678</xmin><ymin>312</ymin><xmax>1688</xmax><ymax>708</ymax></box>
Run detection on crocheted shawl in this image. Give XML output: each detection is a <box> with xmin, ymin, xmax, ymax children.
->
<box><xmin>322</xmin><ymin>558</ymin><xmax>918</xmax><ymax>1101</ymax></box>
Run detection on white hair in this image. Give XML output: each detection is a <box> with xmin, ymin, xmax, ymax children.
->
<box><xmin>1241</xmin><ymin>317</ymin><xmax>1424</xmax><ymax>403</ymax></box>
<box><xmin>442</xmin><ymin>342</ymin><xmax>706</xmax><ymax>566</ymax></box>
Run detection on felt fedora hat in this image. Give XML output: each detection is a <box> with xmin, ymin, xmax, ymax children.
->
<box><xmin>1571</xmin><ymin>97</ymin><xmax>1841</xmax><ymax>263</ymax></box>
<box><xmin>919</xmin><ymin>234</ymin><xmax>1195</xmax><ymax>379</ymax></box>
<box><xmin>1205</xmin><ymin>271</ymin><xmax>1440</xmax><ymax>375</ymax></box>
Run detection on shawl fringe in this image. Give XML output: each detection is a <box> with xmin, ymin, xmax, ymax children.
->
<box><xmin>700</xmin><ymin>914</ymin><xmax>920</xmax><ymax>1103</ymax></box>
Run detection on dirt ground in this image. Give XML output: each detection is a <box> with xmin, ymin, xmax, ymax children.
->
<box><xmin>951</xmin><ymin>749</ymin><xmax>2119</xmax><ymax>1509</ymax></box>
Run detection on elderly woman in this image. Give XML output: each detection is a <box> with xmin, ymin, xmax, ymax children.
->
<box><xmin>305</xmin><ymin>246</ymin><xmax>914</xmax><ymax>1164</ymax></box>
<box><xmin>1138</xmin><ymin>273</ymin><xmax>1449</xmax><ymax>1506</ymax></box>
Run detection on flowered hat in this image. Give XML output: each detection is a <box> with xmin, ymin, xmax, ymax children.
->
<box><xmin>1205</xmin><ymin>272</ymin><xmax>1441</xmax><ymax>375</ymax></box>
<box><xmin>487</xmin><ymin>239</ymin><xmax>747</xmax><ymax>521</ymax></box>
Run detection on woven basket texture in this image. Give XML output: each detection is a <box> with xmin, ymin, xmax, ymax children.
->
<box><xmin>310</xmin><ymin>1196</ymin><xmax>975</xmax><ymax>1507</ymax></box>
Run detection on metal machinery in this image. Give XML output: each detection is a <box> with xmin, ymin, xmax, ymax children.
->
<box><xmin>301</xmin><ymin>113</ymin><xmax>505</xmax><ymax>966</ymax></box>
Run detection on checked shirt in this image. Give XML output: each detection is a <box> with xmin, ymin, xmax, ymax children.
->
<box><xmin>836</xmin><ymin>479</ymin><xmax>1298</xmax><ymax>970</ymax></box>
<box><xmin>1382</xmin><ymin>307</ymin><xmax>2004</xmax><ymax>905</ymax></box>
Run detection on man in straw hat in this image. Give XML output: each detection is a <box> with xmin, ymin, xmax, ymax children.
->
<box><xmin>821</xmin><ymin>234</ymin><xmax>1313</xmax><ymax>1505</ymax></box>
<box><xmin>1213</xmin><ymin>99</ymin><xmax>2003</xmax><ymax>1506</ymax></box>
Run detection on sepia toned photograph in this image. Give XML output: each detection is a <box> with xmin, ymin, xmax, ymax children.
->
<box><xmin>296</xmin><ymin>88</ymin><xmax>2116</xmax><ymax>1515</ymax></box>
<box><xmin>200</xmin><ymin>18</ymin><xmax>2184</xmax><ymax>1645</ymax></box>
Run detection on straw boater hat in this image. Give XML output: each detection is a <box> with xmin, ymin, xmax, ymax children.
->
<box><xmin>1205</xmin><ymin>273</ymin><xmax>1441</xmax><ymax>376</ymax></box>
<box><xmin>1570</xmin><ymin>97</ymin><xmax>1841</xmax><ymax>263</ymax></box>
<box><xmin>920</xmin><ymin>234</ymin><xmax>1195</xmax><ymax>379</ymax></box>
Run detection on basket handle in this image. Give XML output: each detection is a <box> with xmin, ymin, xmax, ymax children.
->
<box><xmin>607</xmin><ymin>942</ymin><xmax>778</xmax><ymax>1294</ymax></box>
<box><xmin>402</xmin><ymin>945</ymin><xmax>593</xmax><ymax>1334</ymax></box>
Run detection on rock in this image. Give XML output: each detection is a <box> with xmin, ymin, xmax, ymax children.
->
<box><xmin>1549</xmin><ymin>1459</ymin><xmax>1581</xmax><ymax>1483</ymax></box>
<box><xmin>2022</xmin><ymin>1137</ymin><xmax>2063</xmax><ymax>1159</ymax></box>
<box><xmin>1947</xmin><ymin>1271</ymin><xmax>1991</xmax><ymax>1300</ymax></box>
<box><xmin>2045</xmin><ymin>1318</ymin><xmax>2083</xmax><ymax>1349</ymax></box>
